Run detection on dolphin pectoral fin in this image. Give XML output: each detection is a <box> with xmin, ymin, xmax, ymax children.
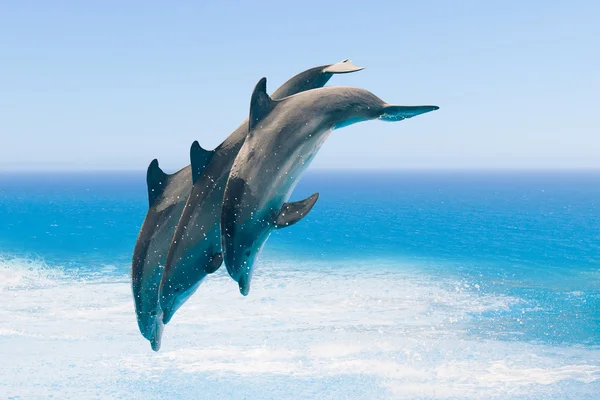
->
<box><xmin>323</xmin><ymin>59</ymin><xmax>364</xmax><ymax>74</ymax></box>
<box><xmin>190</xmin><ymin>141</ymin><xmax>215</xmax><ymax>183</ymax></box>
<box><xmin>379</xmin><ymin>105</ymin><xmax>439</xmax><ymax>122</ymax></box>
<box><xmin>146</xmin><ymin>159</ymin><xmax>170</xmax><ymax>207</ymax></box>
<box><xmin>274</xmin><ymin>193</ymin><xmax>319</xmax><ymax>229</ymax></box>
<box><xmin>205</xmin><ymin>252</ymin><xmax>223</xmax><ymax>274</ymax></box>
<box><xmin>249</xmin><ymin>78</ymin><xmax>277</xmax><ymax>131</ymax></box>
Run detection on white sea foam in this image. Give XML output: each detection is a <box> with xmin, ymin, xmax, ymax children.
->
<box><xmin>0</xmin><ymin>254</ymin><xmax>65</xmax><ymax>290</ymax></box>
<box><xmin>1</xmin><ymin>256</ymin><xmax>599</xmax><ymax>399</ymax></box>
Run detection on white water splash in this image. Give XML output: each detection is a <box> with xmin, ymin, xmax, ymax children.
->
<box><xmin>1</xmin><ymin>256</ymin><xmax>599</xmax><ymax>399</ymax></box>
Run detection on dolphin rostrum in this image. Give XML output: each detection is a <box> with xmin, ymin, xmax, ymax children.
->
<box><xmin>131</xmin><ymin>60</ymin><xmax>363</xmax><ymax>350</ymax></box>
<box><xmin>221</xmin><ymin>79</ymin><xmax>439</xmax><ymax>296</ymax></box>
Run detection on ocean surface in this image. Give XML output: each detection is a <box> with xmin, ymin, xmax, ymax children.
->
<box><xmin>1</xmin><ymin>170</ymin><xmax>599</xmax><ymax>399</ymax></box>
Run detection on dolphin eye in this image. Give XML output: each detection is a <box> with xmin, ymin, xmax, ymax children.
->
<box><xmin>245</xmin><ymin>250</ymin><xmax>251</xmax><ymax>257</ymax></box>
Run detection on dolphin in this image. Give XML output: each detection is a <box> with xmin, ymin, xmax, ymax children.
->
<box><xmin>158</xmin><ymin>60</ymin><xmax>364</xmax><ymax>327</ymax></box>
<box><xmin>131</xmin><ymin>162</ymin><xmax>190</xmax><ymax>351</ymax></box>
<box><xmin>132</xmin><ymin>59</ymin><xmax>364</xmax><ymax>350</ymax></box>
<box><xmin>221</xmin><ymin>78</ymin><xmax>439</xmax><ymax>296</ymax></box>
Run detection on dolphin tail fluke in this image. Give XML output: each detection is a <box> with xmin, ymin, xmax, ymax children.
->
<box><xmin>323</xmin><ymin>59</ymin><xmax>364</xmax><ymax>74</ymax></box>
<box><xmin>379</xmin><ymin>105</ymin><xmax>439</xmax><ymax>122</ymax></box>
<box><xmin>146</xmin><ymin>159</ymin><xmax>170</xmax><ymax>207</ymax></box>
<box><xmin>274</xmin><ymin>193</ymin><xmax>319</xmax><ymax>229</ymax></box>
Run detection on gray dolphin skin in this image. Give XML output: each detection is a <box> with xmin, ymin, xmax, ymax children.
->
<box><xmin>132</xmin><ymin>59</ymin><xmax>363</xmax><ymax>351</ymax></box>
<box><xmin>131</xmin><ymin>162</ymin><xmax>190</xmax><ymax>351</ymax></box>
<box><xmin>155</xmin><ymin>60</ymin><xmax>364</xmax><ymax>331</ymax></box>
<box><xmin>221</xmin><ymin>79</ymin><xmax>439</xmax><ymax>296</ymax></box>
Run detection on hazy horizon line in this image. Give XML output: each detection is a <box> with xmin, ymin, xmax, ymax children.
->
<box><xmin>2</xmin><ymin>166</ymin><xmax>600</xmax><ymax>174</ymax></box>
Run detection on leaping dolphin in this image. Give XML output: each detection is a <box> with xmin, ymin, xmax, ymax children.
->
<box><xmin>132</xmin><ymin>59</ymin><xmax>364</xmax><ymax>351</ymax></box>
<box><xmin>221</xmin><ymin>79</ymin><xmax>439</xmax><ymax>296</ymax></box>
<box><xmin>158</xmin><ymin>60</ymin><xmax>364</xmax><ymax>328</ymax></box>
<box><xmin>131</xmin><ymin>162</ymin><xmax>189</xmax><ymax>351</ymax></box>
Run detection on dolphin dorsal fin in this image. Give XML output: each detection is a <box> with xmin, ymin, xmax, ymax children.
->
<box><xmin>249</xmin><ymin>77</ymin><xmax>276</xmax><ymax>131</ymax></box>
<box><xmin>190</xmin><ymin>141</ymin><xmax>214</xmax><ymax>184</ymax></box>
<box><xmin>146</xmin><ymin>159</ymin><xmax>169</xmax><ymax>207</ymax></box>
<box><xmin>274</xmin><ymin>193</ymin><xmax>319</xmax><ymax>229</ymax></box>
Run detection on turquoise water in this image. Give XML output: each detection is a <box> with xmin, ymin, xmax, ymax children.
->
<box><xmin>1</xmin><ymin>171</ymin><xmax>599</xmax><ymax>399</ymax></box>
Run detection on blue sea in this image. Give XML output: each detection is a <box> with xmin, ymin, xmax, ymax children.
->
<box><xmin>1</xmin><ymin>170</ymin><xmax>599</xmax><ymax>399</ymax></box>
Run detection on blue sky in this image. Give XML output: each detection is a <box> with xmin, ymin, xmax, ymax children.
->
<box><xmin>1</xmin><ymin>0</ymin><xmax>598</xmax><ymax>170</ymax></box>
